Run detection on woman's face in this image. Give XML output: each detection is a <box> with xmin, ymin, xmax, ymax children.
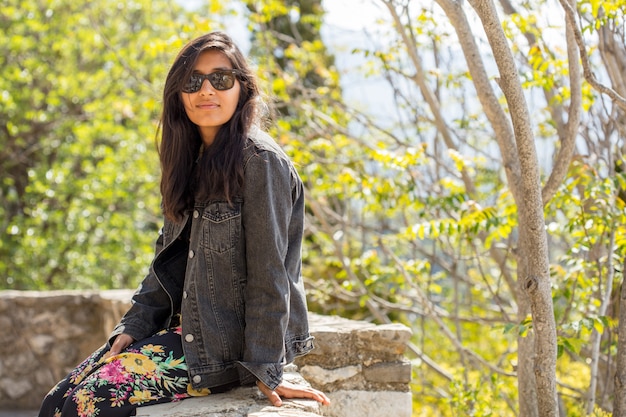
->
<box><xmin>181</xmin><ymin>49</ymin><xmax>241</xmax><ymax>146</ymax></box>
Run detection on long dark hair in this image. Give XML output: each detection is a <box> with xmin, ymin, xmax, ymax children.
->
<box><xmin>158</xmin><ymin>32</ymin><xmax>261</xmax><ymax>223</ymax></box>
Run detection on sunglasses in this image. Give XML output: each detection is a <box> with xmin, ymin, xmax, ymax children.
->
<box><xmin>182</xmin><ymin>69</ymin><xmax>240</xmax><ymax>93</ymax></box>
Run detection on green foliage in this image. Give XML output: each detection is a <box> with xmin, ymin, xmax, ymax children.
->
<box><xmin>578</xmin><ymin>0</ymin><xmax>626</xmax><ymax>30</ymax></box>
<box><xmin>0</xmin><ymin>0</ymin><xmax>217</xmax><ymax>289</ymax></box>
<box><xmin>447</xmin><ymin>375</ymin><xmax>508</xmax><ymax>417</ymax></box>
<box><xmin>548</xmin><ymin>158</ymin><xmax>626</xmax><ymax>326</ymax></box>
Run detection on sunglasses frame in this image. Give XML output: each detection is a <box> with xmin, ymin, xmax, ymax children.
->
<box><xmin>182</xmin><ymin>69</ymin><xmax>240</xmax><ymax>93</ymax></box>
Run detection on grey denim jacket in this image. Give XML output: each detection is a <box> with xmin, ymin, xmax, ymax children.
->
<box><xmin>110</xmin><ymin>129</ymin><xmax>314</xmax><ymax>390</ymax></box>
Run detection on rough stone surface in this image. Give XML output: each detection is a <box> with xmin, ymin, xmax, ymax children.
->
<box><xmin>323</xmin><ymin>390</ymin><xmax>413</xmax><ymax>417</ymax></box>
<box><xmin>294</xmin><ymin>314</ymin><xmax>413</xmax><ymax>393</ymax></box>
<box><xmin>135</xmin><ymin>371</ymin><xmax>322</xmax><ymax>417</ymax></box>
<box><xmin>0</xmin><ymin>375</ymin><xmax>323</xmax><ymax>417</ymax></box>
<box><xmin>0</xmin><ymin>290</ymin><xmax>413</xmax><ymax>417</ymax></box>
<box><xmin>0</xmin><ymin>290</ymin><xmax>132</xmax><ymax>410</ymax></box>
<box><xmin>296</xmin><ymin>314</ymin><xmax>412</xmax><ymax>368</ymax></box>
<box><xmin>362</xmin><ymin>361</ymin><xmax>412</xmax><ymax>383</ymax></box>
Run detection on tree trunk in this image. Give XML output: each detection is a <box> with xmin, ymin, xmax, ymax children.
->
<box><xmin>517</xmin><ymin>294</ymin><xmax>539</xmax><ymax>416</ymax></box>
<box><xmin>599</xmin><ymin>9</ymin><xmax>626</xmax><ymax>415</ymax></box>
<box><xmin>467</xmin><ymin>0</ymin><xmax>558</xmax><ymax>415</ymax></box>
<box><xmin>614</xmin><ymin>263</ymin><xmax>626</xmax><ymax>414</ymax></box>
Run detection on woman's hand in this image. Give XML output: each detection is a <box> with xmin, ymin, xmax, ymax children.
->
<box><xmin>104</xmin><ymin>333</ymin><xmax>135</xmax><ymax>359</ymax></box>
<box><xmin>256</xmin><ymin>379</ymin><xmax>331</xmax><ymax>407</ymax></box>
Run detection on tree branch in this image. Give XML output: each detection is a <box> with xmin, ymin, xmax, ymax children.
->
<box><xmin>382</xmin><ymin>0</ymin><xmax>477</xmax><ymax>197</ymax></box>
<box><xmin>557</xmin><ymin>0</ymin><xmax>626</xmax><ymax>111</ymax></box>
<box><xmin>541</xmin><ymin>0</ymin><xmax>582</xmax><ymax>205</ymax></box>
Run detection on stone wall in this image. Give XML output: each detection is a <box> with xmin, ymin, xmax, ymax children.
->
<box><xmin>0</xmin><ymin>290</ymin><xmax>132</xmax><ymax>410</ymax></box>
<box><xmin>294</xmin><ymin>314</ymin><xmax>413</xmax><ymax>417</ymax></box>
<box><xmin>0</xmin><ymin>290</ymin><xmax>412</xmax><ymax>416</ymax></box>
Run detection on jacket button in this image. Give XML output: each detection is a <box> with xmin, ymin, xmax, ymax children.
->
<box><xmin>185</xmin><ymin>334</ymin><xmax>194</xmax><ymax>343</ymax></box>
<box><xmin>188</xmin><ymin>250</ymin><xmax>195</xmax><ymax>259</ymax></box>
<box><xmin>193</xmin><ymin>210</ymin><xmax>199</xmax><ymax>218</ymax></box>
<box><xmin>183</xmin><ymin>291</ymin><xmax>188</xmax><ymax>299</ymax></box>
<box><xmin>193</xmin><ymin>375</ymin><xmax>202</xmax><ymax>384</ymax></box>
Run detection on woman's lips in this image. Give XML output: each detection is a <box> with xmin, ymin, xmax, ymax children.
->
<box><xmin>197</xmin><ymin>102</ymin><xmax>219</xmax><ymax>109</ymax></box>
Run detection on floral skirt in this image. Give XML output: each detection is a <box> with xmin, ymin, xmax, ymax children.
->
<box><xmin>37</xmin><ymin>326</ymin><xmax>221</xmax><ymax>417</ymax></box>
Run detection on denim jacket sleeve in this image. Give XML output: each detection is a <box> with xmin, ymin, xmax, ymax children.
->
<box><xmin>237</xmin><ymin>146</ymin><xmax>302</xmax><ymax>390</ymax></box>
<box><xmin>108</xmin><ymin>229</ymin><xmax>173</xmax><ymax>346</ymax></box>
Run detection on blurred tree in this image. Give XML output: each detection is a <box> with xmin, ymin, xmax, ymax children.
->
<box><xmin>0</xmin><ymin>0</ymin><xmax>217</xmax><ymax>289</ymax></box>
<box><xmin>246</xmin><ymin>0</ymin><xmax>333</xmax><ymax>87</ymax></box>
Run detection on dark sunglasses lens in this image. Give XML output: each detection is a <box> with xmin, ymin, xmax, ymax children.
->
<box><xmin>183</xmin><ymin>74</ymin><xmax>203</xmax><ymax>93</ymax></box>
<box><xmin>209</xmin><ymin>71</ymin><xmax>235</xmax><ymax>90</ymax></box>
<box><xmin>182</xmin><ymin>71</ymin><xmax>236</xmax><ymax>93</ymax></box>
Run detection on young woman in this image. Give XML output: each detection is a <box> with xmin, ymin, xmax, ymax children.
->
<box><xmin>38</xmin><ymin>31</ymin><xmax>330</xmax><ymax>417</ymax></box>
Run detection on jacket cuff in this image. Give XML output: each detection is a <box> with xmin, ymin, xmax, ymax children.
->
<box><xmin>236</xmin><ymin>361</ymin><xmax>283</xmax><ymax>390</ymax></box>
<box><xmin>107</xmin><ymin>323</ymin><xmax>143</xmax><ymax>349</ymax></box>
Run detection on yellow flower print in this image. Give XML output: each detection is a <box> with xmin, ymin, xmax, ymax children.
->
<box><xmin>129</xmin><ymin>389</ymin><xmax>156</xmax><ymax>405</ymax></box>
<box><xmin>72</xmin><ymin>387</ymin><xmax>104</xmax><ymax>417</ymax></box>
<box><xmin>186</xmin><ymin>383</ymin><xmax>211</xmax><ymax>397</ymax></box>
<box><xmin>82</xmin><ymin>402</ymin><xmax>97</xmax><ymax>417</ymax></box>
<box><xmin>142</xmin><ymin>344</ymin><xmax>164</xmax><ymax>354</ymax></box>
<box><xmin>120</xmin><ymin>353</ymin><xmax>157</xmax><ymax>375</ymax></box>
<box><xmin>73</xmin><ymin>387</ymin><xmax>91</xmax><ymax>404</ymax></box>
<box><xmin>168</xmin><ymin>357</ymin><xmax>183</xmax><ymax>368</ymax></box>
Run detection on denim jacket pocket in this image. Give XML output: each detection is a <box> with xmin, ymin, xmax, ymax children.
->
<box><xmin>202</xmin><ymin>201</ymin><xmax>242</xmax><ymax>253</ymax></box>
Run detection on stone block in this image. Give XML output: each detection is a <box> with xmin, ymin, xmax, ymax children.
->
<box><xmin>0</xmin><ymin>378</ymin><xmax>32</xmax><ymax>400</ymax></box>
<box><xmin>297</xmin><ymin>314</ymin><xmax>412</xmax><ymax>369</ymax></box>
<box><xmin>300</xmin><ymin>364</ymin><xmax>361</xmax><ymax>385</ymax></box>
<box><xmin>362</xmin><ymin>360</ymin><xmax>412</xmax><ymax>383</ymax></box>
<box><xmin>29</xmin><ymin>334</ymin><xmax>55</xmax><ymax>356</ymax></box>
<box><xmin>323</xmin><ymin>390</ymin><xmax>412</xmax><ymax>417</ymax></box>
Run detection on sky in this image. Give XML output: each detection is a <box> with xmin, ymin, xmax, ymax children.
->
<box><xmin>320</xmin><ymin>0</ymin><xmax>394</xmax><ymax>119</ymax></box>
<box><xmin>179</xmin><ymin>0</ymin><xmax>383</xmax><ymax>43</ymax></box>
<box><xmin>323</xmin><ymin>0</ymin><xmax>383</xmax><ymax>31</ymax></box>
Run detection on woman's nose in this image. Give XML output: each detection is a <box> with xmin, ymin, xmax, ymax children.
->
<box><xmin>199</xmin><ymin>79</ymin><xmax>216</xmax><ymax>95</ymax></box>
